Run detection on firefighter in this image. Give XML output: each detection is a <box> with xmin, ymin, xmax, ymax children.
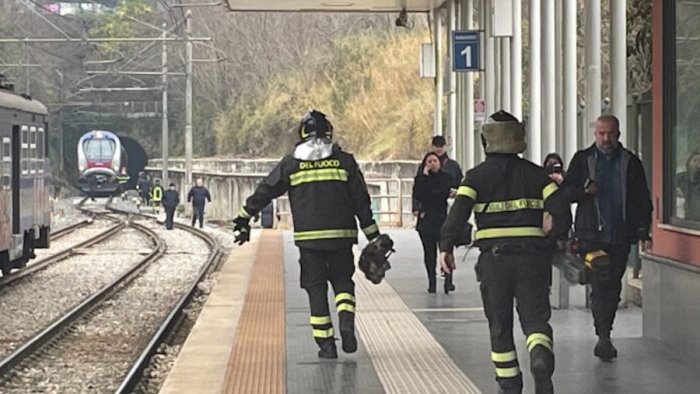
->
<box><xmin>232</xmin><ymin>110</ymin><xmax>380</xmax><ymax>359</ymax></box>
<box><xmin>116</xmin><ymin>167</ymin><xmax>130</xmax><ymax>200</ymax></box>
<box><xmin>440</xmin><ymin>111</ymin><xmax>571</xmax><ymax>394</ymax></box>
<box><xmin>150</xmin><ymin>179</ymin><xmax>164</xmax><ymax>214</ymax></box>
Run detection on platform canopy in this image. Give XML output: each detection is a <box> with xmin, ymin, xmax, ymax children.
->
<box><xmin>226</xmin><ymin>0</ymin><xmax>445</xmax><ymax>12</ymax></box>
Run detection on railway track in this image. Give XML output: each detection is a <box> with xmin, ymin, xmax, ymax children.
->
<box><xmin>0</xmin><ymin>196</ymin><xmax>224</xmax><ymax>393</ymax></box>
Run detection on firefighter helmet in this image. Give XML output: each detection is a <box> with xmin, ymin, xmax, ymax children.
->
<box><xmin>298</xmin><ymin>110</ymin><xmax>333</xmax><ymax>142</ymax></box>
<box><xmin>481</xmin><ymin>110</ymin><xmax>527</xmax><ymax>154</ymax></box>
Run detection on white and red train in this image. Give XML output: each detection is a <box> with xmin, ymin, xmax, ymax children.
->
<box><xmin>77</xmin><ymin>130</ymin><xmax>128</xmax><ymax>195</ymax></box>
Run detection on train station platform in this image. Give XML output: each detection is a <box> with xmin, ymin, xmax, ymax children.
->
<box><xmin>159</xmin><ymin>229</ymin><xmax>700</xmax><ymax>394</ymax></box>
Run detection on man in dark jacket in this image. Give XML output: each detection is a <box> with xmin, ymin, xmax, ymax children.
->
<box><xmin>187</xmin><ymin>178</ymin><xmax>211</xmax><ymax>228</ymax></box>
<box><xmin>136</xmin><ymin>171</ymin><xmax>151</xmax><ymax>206</ymax></box>
<box><xmin>562</xmin><ymin>114</ymin><xmax>652</xmax><ymax>362</ymax></box>
<box><xmin>162</xmin><ymin>183</ymin><xmax>180</xmax><ymax>230</ymax></box>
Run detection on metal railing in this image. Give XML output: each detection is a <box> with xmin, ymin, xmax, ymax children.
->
<box><xmin>274</xmin><ymin>178</ymin><xmax>415</xmax><ymax>228</ymax></box>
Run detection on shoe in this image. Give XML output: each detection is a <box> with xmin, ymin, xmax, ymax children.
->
<box><xmin>530</xmin><ymin>345</ymin><xmax>554</xmax><ymax>380</ymax></box>
<box><xmin>428</xmin><ymin>276</ymin><xmax>436</xmax><ymax>293</ymax></box>
<box><xmin>317</xmin><ymin>340</ymin><xmax>338</xmax><ymax>359</ymax></box>
<box><xmin>534</xmin><ymin>378</ymin><xmax>554</xmax><ymax>394</ymax></box>
<box><xmin>594</xmin><ymin>337</ymin><xmax>617</xmax><ymax>361</ymax></box>
<box><xmin>339</xmin><ymin>312</ymin><xmax>357</xmax><ymax>353</ymax></box>
<box><xmin>444</xmin><ymin>274</ymin><xmax>455</xmax><ymax>294</ymax></box>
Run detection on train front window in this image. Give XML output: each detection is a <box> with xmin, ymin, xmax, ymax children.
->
<box><xmin>83</xmin><ymin>139</ymin><xmax>116</xmax><ymax>160</ymax></box>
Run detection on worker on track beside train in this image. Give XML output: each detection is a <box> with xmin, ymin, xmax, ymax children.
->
<box><xmin>440</xmin><ymin>110</ymin><xmax>572</xmax><ymax>394</ymax></box>
<box><xmin>137</xmin><ymin>171</ymin><xmax>152</xmax><ymax>207</ymax></box>
<box><xmin>151</xmin><ymin>179</ymin><xmax>164</xmax><ymax>214</ymax></box>
<box><xmin>116</xmin><ymin>167</ymin><xmax>130</xmax><ymax>200</ymax></box>
<box><xmin>232</xmin><ymin>109</ymin><xmax>381</xmax><ymax>359</ymax></box>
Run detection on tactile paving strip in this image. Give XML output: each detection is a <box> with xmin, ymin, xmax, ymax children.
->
<box><xmin>224</xmin><ymin>230</ymin><xmax>285</xmax><ymax>394</ymax></box>
<box><xmin>355</xmin><ymin>261</ymin><xmax>482</xmax><ymax>394</ymax></box>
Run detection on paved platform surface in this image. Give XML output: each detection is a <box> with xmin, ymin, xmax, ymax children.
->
<box><xmin>160</xmin><ymin>229</ymin><xmax>700</xmax><ymax>394</ymax></box>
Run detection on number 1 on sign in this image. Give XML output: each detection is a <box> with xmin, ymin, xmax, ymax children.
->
<box><xmin>461</xmin><ymin>46</ymin><xmax>472</xmax><ymax>68</ymax></box>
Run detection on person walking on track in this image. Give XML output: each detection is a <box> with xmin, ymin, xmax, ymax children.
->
<box><xmin>187</xmin><ymin>178</ymin><xmax>211</xmax><ymax>228</ymax></box>
<box><xmin>162</xmin><ymin>182</ymin><xmax>180</xmax><ymax>230</ymax></box>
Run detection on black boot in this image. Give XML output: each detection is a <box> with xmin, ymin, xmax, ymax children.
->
<box><xmin>339</xmin><ymin>312</ymin><xmax>357</xmax><ymax>354</ymax></box>
<box><xmin>428</xmin><ymin>275</ymin><xmax>436</xmax><ymax>293</ymax></box>
<box><xmin>497</xmin><ymin>375</ymin><xmax>523</xmax><ymax>394</ymax></box>
<box><xmin>317</xmin><ymin>340</ymin><xmax>338</xmax><ymax>359</ymax></box>
<box><xmin>530</xmin><ymin>345</ymin><xmax>554</xmax><ymax>394</ymax></box>
<box><xmin>594</xmin><ymin>337</ymin><xmax>617</xmax><ymax>361</ymax></box>
<box><xmin>444</xmin><ymin>273</ymin><xmax>455</xmax><ymax>294</ymax></box>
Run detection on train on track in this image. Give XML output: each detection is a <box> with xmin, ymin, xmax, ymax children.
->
<box><xmin>0</xmin><ymin>77</ymin><xmax>51</xmax><ymax>276</ymax></box>
<box><xmin>77</xmin><ymin>130</ymin><xmax>128</xmax><ymax>196</ymax></box>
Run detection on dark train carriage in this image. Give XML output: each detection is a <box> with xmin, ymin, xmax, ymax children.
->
<box><xmin>0</xmin><ymin>81</ymin><xmax>51</xmax><ymax>276</ymax></box>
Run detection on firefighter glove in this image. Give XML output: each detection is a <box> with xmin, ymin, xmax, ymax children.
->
<box><xmin>233</xmin><ymin>216</ymin><xmax>251</xmax><ymax>246</ymax></box>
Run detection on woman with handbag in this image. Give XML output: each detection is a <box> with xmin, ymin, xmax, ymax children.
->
<box><xmin>413</xmin><ymin>152</ymin><xmax>456</xmax><ymax>293</ymax></box>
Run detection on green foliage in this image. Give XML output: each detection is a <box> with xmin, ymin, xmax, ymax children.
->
<box><xmin>214</xmin><ymin>30</ymin><xmax>434</xmax><ymax>160</ymax></box>
<box><xmin>88</xmin><ymin>0</ymin><xmax>153</xmax><ymax>54</ymax></box>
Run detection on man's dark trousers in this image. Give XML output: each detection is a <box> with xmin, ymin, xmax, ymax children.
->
<box><xmin>165</xmin><ymin>206</ymin><xmax>176</xmax><ymax>229</ymax></box>
<box><xmin>584</xmin><ymin>241</ymin><xmax>631</xmax><ymax>338</ymax></box>
<box><xmin>191</xmin><ymin>205</ymin><xmax>204</xmax><ymax>228</ymax></box>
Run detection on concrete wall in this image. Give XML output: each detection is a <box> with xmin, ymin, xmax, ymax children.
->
<box><xmin>147</xmin><ymin>158</ymin><xmax>420</xmax><ymax>225</ymax></box>
<box><xmin>643</xmin><ymin>255</ymin><xmax>700</xmax><ymax>363</ymax></box>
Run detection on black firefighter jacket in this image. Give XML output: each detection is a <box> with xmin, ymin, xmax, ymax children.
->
<box><xmin>562</xmin><ymin>143</ymin><xmax>652</xmax><ymax>244</ymax></box>
<box><xmin>238</xmin><ymin>146</ymin><xmax>379</xmax><ymax>251</ymax></box>
<box><xmin>440</xmin><ymin>154</ymin><xmax>572</xmax><ymax>253</ymax></box>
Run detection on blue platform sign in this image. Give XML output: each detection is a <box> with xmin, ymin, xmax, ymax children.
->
<box><xmin>452</xmin><ymin>30</ymin><xmax>481</xmax><ymax>72</ymax></box>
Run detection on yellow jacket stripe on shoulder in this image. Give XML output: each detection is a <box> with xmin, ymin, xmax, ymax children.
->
<box><xmin>542</xmin><ymin>182</ymin><xmax>559</xmax><ymax>201</ymax></box>
<box><xmin>475</xmin><ymin>226</ymin><xmax>546</xmax><ymax>240</ymax></box>
<box><xmin>294</xmin><ymin>229</ymin><xmax>358</xmax><ymax>241</ymax></box>
<box><xmin>473</xmin><ymin>198</ymin><xmax>544</xmax><ymax>213</ymax></box>
<box><xmin>457</xmin><ymin>186</ymin><xmax>478</xmax><ymax>200</ymax></box>
<box><xmin>289</xmin><ymin>168</ymin><xmax>349</xmax><ymax>186</ymax></box>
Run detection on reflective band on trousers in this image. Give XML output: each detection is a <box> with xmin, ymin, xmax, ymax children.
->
<box><xmin>294</xmin><ymin>229</ymin><xmax>358</xmax><ymax>241</ymax></box>
<box><xmin>526</xmin><ymin>333</ymin><xmax>553</xmax><ymax>352</ymax></box>
<box><xmin>362</xmin><ymin>223</ymin><xmax>379</xmax><ymax>235</ymax></box>
<box><xmin>310</xmin><ymin>315</ymin><xmax>332</xmax><ymax>325</ymax></box>
<box><xmin>496</xmin><ymin>366</ymin><xmax>521</xmax><ymax>378</ymax></box>
<box><xmin>491</xmin><ymin>350</ymin><xmax>517</xmax><ymax>363</ymax></box>
<box><xmin>313</xmin><ymin>328</ymin><xmax>335</xmax><ymax>338</ymax></box>
<box><xmin>335</xmin><ymin>293</ymin><xmax>356</xmax><ymax>303</ymax></box>
<box><xmin>543</xmin><ymin>182</ymin><xmax>559</xmax><ymax>201</ymax></box>
<box><xmin>337</xmin><ymin>303</ymin><xmax>356</xmax><ymax>313</ymax></box>
<box><xmin>457</xmin><ymin>186</ymin><xmax>478</xmax><ymax>200</ymax></box>
<box><xmin>289</xmin><ymin>168</ymin><xmax>349</xmax><ymax>186</ymax></box>
<box><xmin>473</xmin><ymin>198</ymin><xmax>544</xmax><ymax>213</ymax></box>
<box><xmin>475</xmin><ymin>226</ymin><xmax>546</xmax><ymax>240</ymax></box>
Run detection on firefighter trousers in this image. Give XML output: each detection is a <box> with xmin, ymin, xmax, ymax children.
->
<box><xmin>299</xmin><ymin>247</ymin><xmax>356</xmax><ymax>345</ymax></box>
<box><xmin>477</xmin><ymin>250</ymin><xmax>554</xmax><ymax>392</ymax></box>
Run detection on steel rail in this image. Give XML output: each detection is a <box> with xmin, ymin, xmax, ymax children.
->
<box><xmin>0</xmin><ymin>219</ymin><xmax>165</xmax><ymax>377</ymax></box>
<box><xmin>108</xmin><ymin>204</ymin><xmax>224</xmax><ymax>393</ymax></box>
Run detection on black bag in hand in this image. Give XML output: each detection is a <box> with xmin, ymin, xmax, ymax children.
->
<box><xmin>359</xmin><ymin>234</ymin><xmax>395</xmax><ymax>284</ymax></box>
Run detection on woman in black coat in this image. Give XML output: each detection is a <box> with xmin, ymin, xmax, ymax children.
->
<box><xmin>413</xmin><ymin>152</ymin><xmax>455</xmax><ymax>293</ymax></box>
